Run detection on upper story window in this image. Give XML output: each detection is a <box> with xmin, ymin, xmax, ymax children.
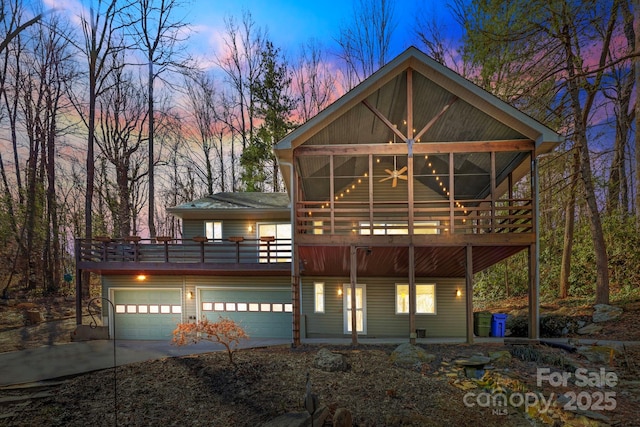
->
<box><xmin>257</xmin><ymin>222</ymin><xmax>291</xmax><ymax>262</ymax></box>
<box><xmin>205</xmin><ymin>221</ymin><xmax>222</xmax><ymax>240</ymax></box>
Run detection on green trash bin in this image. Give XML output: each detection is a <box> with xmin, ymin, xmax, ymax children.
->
<box><xmin>473</xmin><ymin>312</ymin><xmax>492</xmax><ymax>337</ymax></box>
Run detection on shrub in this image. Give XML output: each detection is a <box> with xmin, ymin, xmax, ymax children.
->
<box><xmin>173</xmin><ymin>317</ymin><xmax>249</xmax><ymax>366</ymax></box>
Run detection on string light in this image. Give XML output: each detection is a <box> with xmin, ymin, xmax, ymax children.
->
<box><xmin>318</xmin><ymin>152</ymin><xmax>468</xmax><ymax>231</ymax></box>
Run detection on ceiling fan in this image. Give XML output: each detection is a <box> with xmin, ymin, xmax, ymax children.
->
<box><xmin>378</xmin><ymin>130</ymin><xmax>411</xmax><ymax>188</ymax></box>
<box><xmin>379</xmin><ymin>161</ymin><xmax>408</xmax><ymax>188</ymax></box>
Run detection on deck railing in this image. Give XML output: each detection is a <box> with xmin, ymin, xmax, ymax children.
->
<box><xmin>76</xmin><ymin>236</ymin><xmax>291</xmax><ymax>265</ymax></box>
<box><xmin>296</xmin><ymin>198</ymin><xmax>533</xmax><ymax>235</ymax></box>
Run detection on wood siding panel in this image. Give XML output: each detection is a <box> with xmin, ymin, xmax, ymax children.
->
<box><xmin>301</xmin><ymin>277</ymin><xmax>465</xmax><ymax>338</ymax></box>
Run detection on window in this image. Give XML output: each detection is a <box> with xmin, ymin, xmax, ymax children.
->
<box><xmin>205</xmin><ymin>221</ymin><xmax>222</xmax><ymax>240</ymax></box>
<box><xmin>257</xmin><ymin>222</ymin><xmax>291</xmax><ymax>262</ymax></box>
<box><xmin>312</xmin><ymin>220</ymin><xmax>324</xmax><ymax>235</ymax></box>
<box><xmin>314</xmin><ymin>282</ymin><xmax>325</xmax><ymax>313</ymax></box>
<box><xmin>396</xmin><ymin>284</ymin><xmax>436</xmax><ymax>314</ymax></box>
<box><xmin>360</xmin><ymin>221</ymin><xmax>440</xmax><ymax>235</ymax></box>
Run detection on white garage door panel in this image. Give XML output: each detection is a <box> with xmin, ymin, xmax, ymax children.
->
<box><xmin>112</xmin><ymin>289</ymin><xmax>182</xmax><ymax>340</ymax></box>
<box><xmin>200</xmin><ymin>288</ymin><xmax>291</xmax><ymax>339</ymax></box>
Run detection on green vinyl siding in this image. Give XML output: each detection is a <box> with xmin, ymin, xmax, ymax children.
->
<box><xmin>301</xmin><ymin>278</ymin><xmax>347</xmax><ymax>337</ymax></box>
<box><xmin>182</xmin><ymin>219</ymin><xmax>289</xmax><ymax>241</ymax></box>
<box><xmin>301</xmin><ymin>277</ymin><xmax>465</xmax><ymax>338</ymax></box>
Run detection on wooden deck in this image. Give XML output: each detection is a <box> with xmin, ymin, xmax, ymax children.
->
<box><xmin>75</xmin><ymin>237</ymin><xmax>292</xmax><ymax>274</ymax></box>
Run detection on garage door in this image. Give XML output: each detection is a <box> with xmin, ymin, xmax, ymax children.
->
<box><xmin>112</xmin><ymin>289</ymin><xmax>182</xmax><ymax>340</ymax></box>
<box><xmin>200</xmin><ymin>288</ymin><xmax>291</xmax><ymax>338</ymax></box>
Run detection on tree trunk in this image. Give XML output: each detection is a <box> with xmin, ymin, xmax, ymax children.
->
<box><xmin>148</xmin><ymin>60</ymin><xmax>156</xmax><ymax>239</ymax></box>
<box><xmin>560</xmin><ymin>151</ymin><xmax>579</xmax><ymax>299</ymax></box>
<box><xmin>116</xmin><ymin>163</ymin><xmax>131</xmax><ymax>238</ymax></box>
<box><xmin>635</xmin><ymin>1</ymin><xmax>640</xmax><ymax>227</ymax></box>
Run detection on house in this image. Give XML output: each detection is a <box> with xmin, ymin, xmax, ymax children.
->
<box><xmin>74</xmin><ymin>47</ymin><xmax>561</xmax><ymax>344</ymax></box>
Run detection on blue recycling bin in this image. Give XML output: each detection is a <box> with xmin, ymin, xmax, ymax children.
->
<box><xmin>491</xmin><ymin>313</ymin><xmax>508</xmax><ymax>337</ymax></box>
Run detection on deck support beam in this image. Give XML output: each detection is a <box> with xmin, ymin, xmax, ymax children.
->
<box><xmin>465</xmin><ymin>244</ymin><xmax>474</xmax><ymax>344</ymax></box>
<box><xmin>350</xmin><ymin>244</ymin><xmax>358</xmax><ymax>346</ymax></box>
<box><xmin>528</xmin><ymin>154</ymin><xmax>540</xmax><ymax>339</ymax></box>
<box><xmin>409</xmin><ymin>244</ymin><xmax>416</xmax><ymax>344</ymax></box>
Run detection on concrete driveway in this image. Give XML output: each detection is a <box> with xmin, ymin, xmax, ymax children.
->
<box><xmin>0</xmin><ymin>338</ymin><xmax>290</xmax><ymax>387</ymax></box>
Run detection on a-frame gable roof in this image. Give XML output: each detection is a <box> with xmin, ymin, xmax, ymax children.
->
<box><xmin>275</xmin><ymin>46</ymin><xmax>561</xmax><ymax>165</ymax></box>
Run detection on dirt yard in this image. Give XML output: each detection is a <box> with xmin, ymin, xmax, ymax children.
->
<box><xmin>1</xmin><ymin>296</ymin><xmax>639</xmax><ymax>426</ymax></box>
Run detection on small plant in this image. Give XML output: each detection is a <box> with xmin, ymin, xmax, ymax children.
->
<box><xmin>173</xmin><ymin>317</ymin><xmax>249</xmax><ymax>366</ymax></box>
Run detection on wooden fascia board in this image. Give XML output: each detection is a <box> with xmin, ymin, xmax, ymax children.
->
<box><xmin>167</xmin><ymin>208</ymin><xmax>290</xmax><ymax>220</ymax></box>
<box><xmin>294</xmin><ymin>139</ymin><xmax>534</xmax><ymax>156</ymax></box>
<box><xmin>295</xmin><ymin>233</ymin><xmax>535</xmax><ymax>246</ymax></box>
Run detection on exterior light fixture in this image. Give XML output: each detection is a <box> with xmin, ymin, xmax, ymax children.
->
<box><xmin>136</xmin><ymin>274</ymin><xmax>147</xmax><ymax>281</ymax></box>
<box><xmin>337</xmin><ymin>288</ymin><xmax>343</xmax><ymax>296</ymax></box>
<box><xmin>456</xmin><ymin>289</ymin><xmax>462</xmax><ymax>297</ymax></box>
<box><xmin>187</xmin><ymin>291</ymin><xmax>194</xmax><ymax>299</ymax></box>
<box><xmin>248</xmin><ymin>225</ymin><xmax>253</xmax><ymax>232</ymax></box>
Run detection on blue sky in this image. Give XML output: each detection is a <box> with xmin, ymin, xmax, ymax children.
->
<box><xmin>184</xmin><ymin>0</ymin><xmax>457</xmax><ymax>58</ymax></box>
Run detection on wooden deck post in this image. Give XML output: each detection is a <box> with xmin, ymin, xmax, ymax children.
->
<box><xmin>75</xmin><ymin>239</ymin><xmax>82</xmax><ymax>326</ymax></box>
<box><xmin>465</xmin><ymin>245</ymin><xmax>474</xmax><ymax>344</ymax></box>
<box><xmin>350</xmin><ymin>244</ymin><xmax>358</xmax><ymax>346</ymax></box>
<box><xmin>292</xmin><ymin>242</ymin><xmax>301</xmax><ymax>346</ymax></box>
<box><xmin>409</xmin><ymin>244</ymin><xmax>416</xmax><ymax>344</ymax></box>
<box><xmin>528</xmin><ymin>154</ymin><xmax>540</xmax><ymax>339</ymax></box>
<box><xmin>157</xmin><ymin>236</ymin><xmax>173</xmax><ymax>262</ymax></box>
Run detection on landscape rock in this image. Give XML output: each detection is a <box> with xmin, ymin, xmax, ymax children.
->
<box><xmin>313</xmin><ymin>348</ymin><xmax>348</xmax><ymax>372</ymax></box>
<box><xmin>488</xmin><ymin>350</ymin><xmax>512</xmax><ymax>364</ymax></box>
<box><xmin>576</xmin><ymin>346</ymin><xmax>619</xmax><ymax>364</ymax></box>
<box><xmin>389</xmin><ymin>343</ymin><xmax>435</xmax><ymax>367</ymax></box>
<box><xmin>262</xmin><ymin>404</ymin><xmax>329</xmax><ymax>427</ymax></box>
<box><xmin>592</xmin><ymin>304</ymin><xmax>622</xmax><ymax>323</ymax></box>
<box><xmin>454</xmin><ymin>355</ymin><xmax>491</xmax><ymax>378</ymax></box>
<box><xmin>576</xmin><ymin>323</ymin><xmax>602</xmax><ymax>335</ymax></box>
<box><xmin>332</xmin><ymin>407</ymin><xmax>352</xmax><ymax>427</ymax></box>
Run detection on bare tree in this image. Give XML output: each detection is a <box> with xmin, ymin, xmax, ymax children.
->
<box><xmin>604</xmin><ymin>0</ymin><xmax>635</xmax><ymax>215</ymax></box>
<box><xmin>292</xmin><ymin>39</ymin><xmax>336</xmax><ymax>121</ymax></box>
<box><xmin>632</xmin><ymin>0</ymin><xmax>640</xmax><ymax>227</ymax></box>
<box><xmin>7</xmin><ymin>11</ymin><xmax>76</xmax><ymax>293</ymax></box>
<box><xmin>126</xmin><ymin>0</ymin><xmax>191</xmax><ymax>239</ymax></box>
<box><xmin>95</xmin><ymin>52</ymin><xmax>149</xmax><ymax>238</ymax></box>
<box><xmin>216</xmin><ymin>11</ymin><xmax>265</xmax><ymax>190</ymax></box>
<box><xmin>336</xmin><ymin>0</ymin><xmax>397</xmax><ymax>89</ymax></box>
<box><xmin>0</xmin><ymin>0</ymin><xmax>47</xmax><ymax>56</ymax></box>
<box><xmin>183</xmin><ymin>72</ymin><xmax>221</xmax><ymax>195</ymax></box>
<box><xmin>73</xmin><ymin>0</ymin><xmax>130</xmax><ymax>295</ymax></box>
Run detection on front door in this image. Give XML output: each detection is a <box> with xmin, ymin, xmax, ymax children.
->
<box><xmin>343</xmin><ymin>284</ymin><xmax>366</xmax><ymax>334</ymax></box>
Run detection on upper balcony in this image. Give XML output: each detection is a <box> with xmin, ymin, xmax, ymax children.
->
<box><xmin>296</xmin><ymin>197</ymin><xmax>533</xmax><ymax>237</ymax></box>
<box><xmin>75</xmin><ymin>236</ymin><xmax>291</xmax><ymax>275</ymax></box>
<box><xmin>292</xmin><ymin>150</ymin><xmax>536</xmax><ymax>247</ymax></box>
